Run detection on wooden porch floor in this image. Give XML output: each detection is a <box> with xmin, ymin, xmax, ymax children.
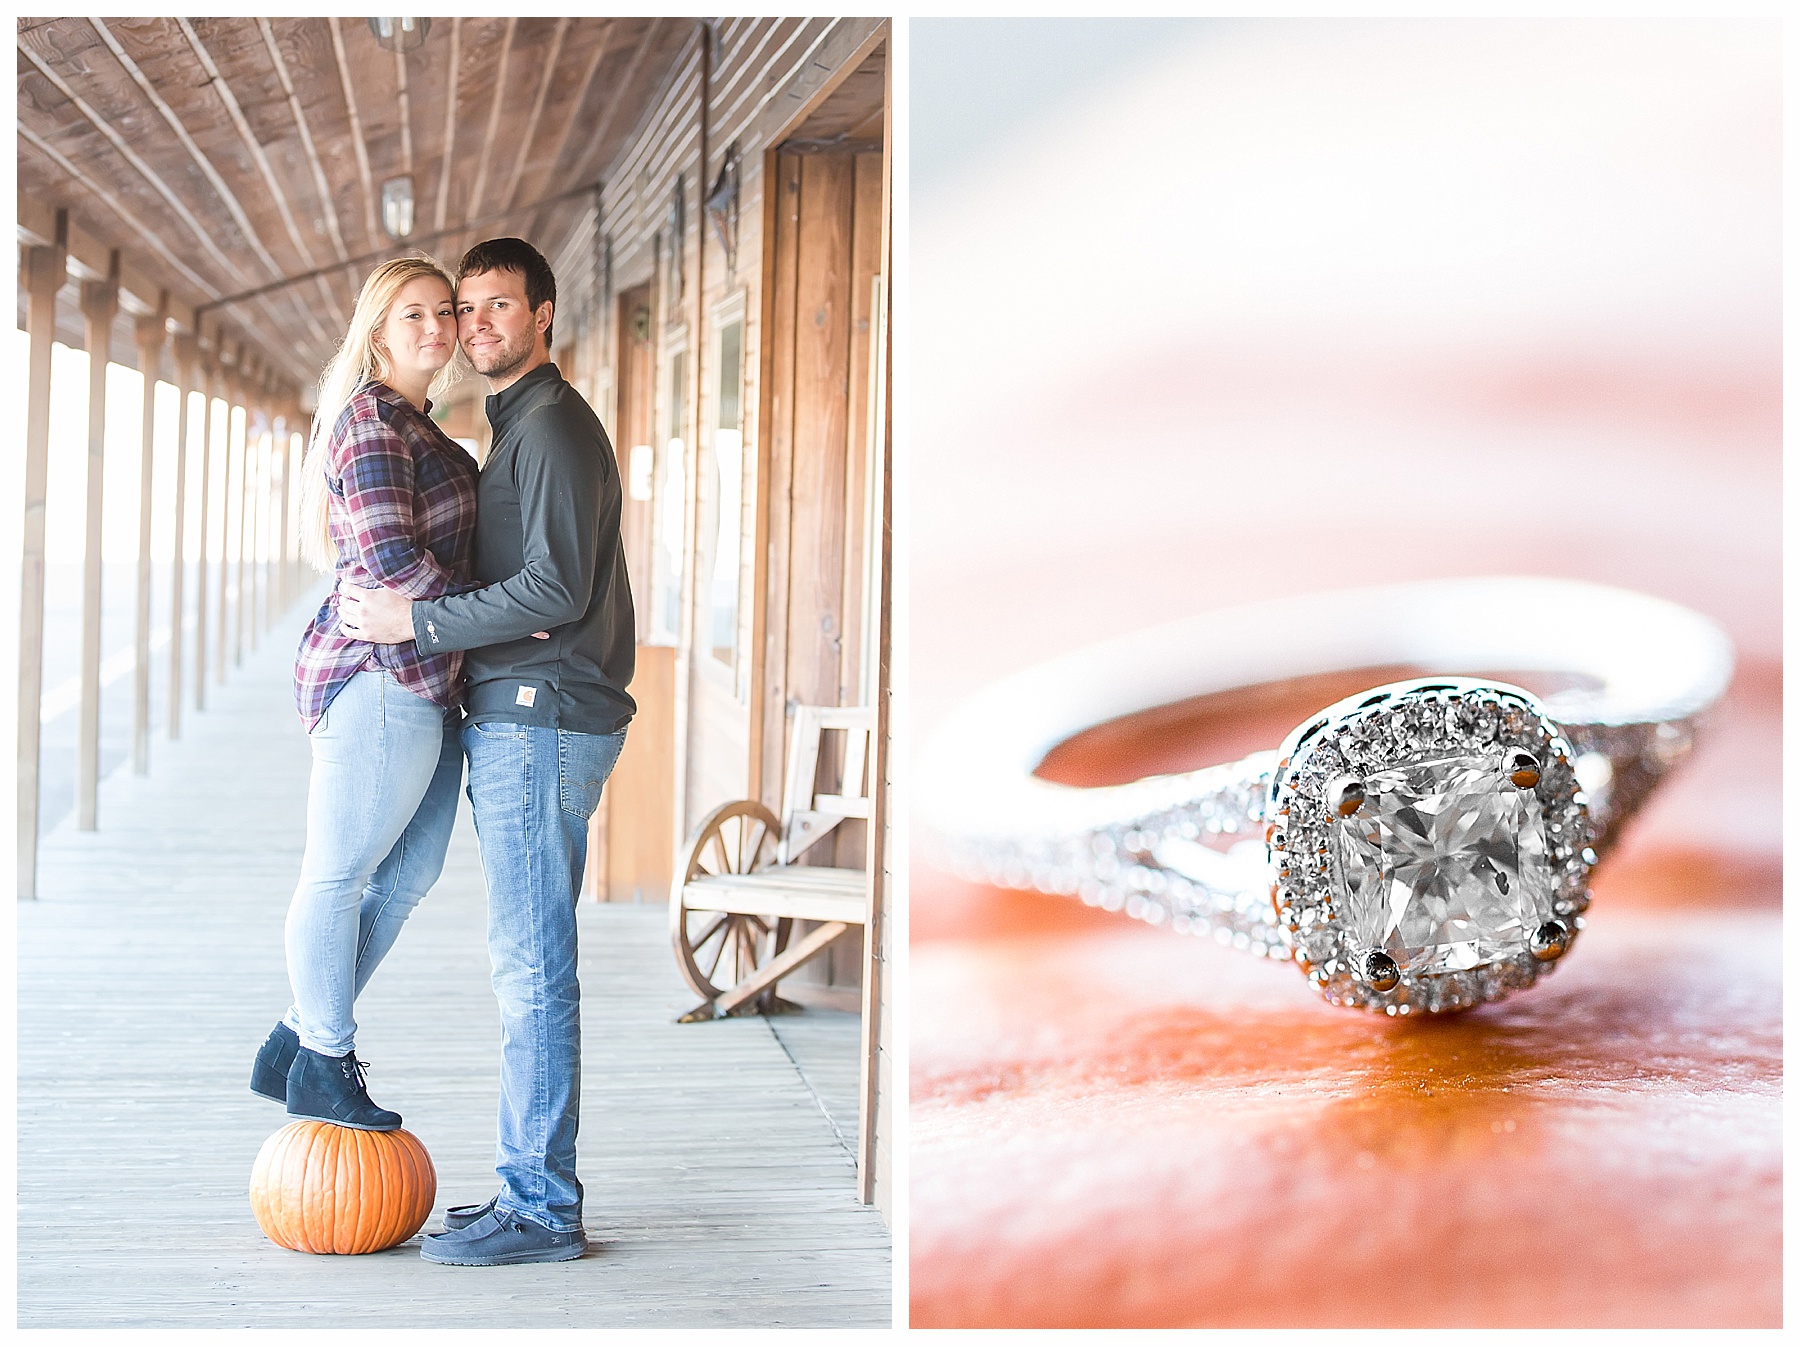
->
<box><xmin>18</xmin><ymin>599</ymin><xmax>891</xmax><ymax>1329</ymax></box>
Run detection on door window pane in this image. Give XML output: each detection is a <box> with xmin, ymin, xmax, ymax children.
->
<box><xmin>650</xmin><ymin>350</ymin><xmax>686</xmax><ymax>646</ymax></box>
<box><xmin>705</xmin><ymin>318</ymin><xmax>744</xmax><ymax>668</ymax></box>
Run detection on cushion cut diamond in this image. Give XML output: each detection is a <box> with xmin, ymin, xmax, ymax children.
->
<box><xmin>1331</xmin><ymin>752</ymin><xmax>1553</xmax><ymax>975</ymax></box>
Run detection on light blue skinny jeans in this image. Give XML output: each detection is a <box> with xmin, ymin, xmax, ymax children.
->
<box><xmin>284</xmin><ymin>668</ymin><xmax>464</xmax><ymax>1057</ymax></box>
<box><xmin>463</xmin><ymin>720</ymin><xmax>626</xmax><ymax>1232</ymax></box>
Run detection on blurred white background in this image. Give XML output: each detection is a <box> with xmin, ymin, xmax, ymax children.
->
<box><xmin>911</xmin><ymin>18</ymin><xmax>1780</xmax><ymax>741</ymax></box>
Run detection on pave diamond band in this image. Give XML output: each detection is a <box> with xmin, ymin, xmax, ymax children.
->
<box><xmin>916</xmin><ymin>578</ymin><xmax>1733</xmax><ymax>1012</ymax></box>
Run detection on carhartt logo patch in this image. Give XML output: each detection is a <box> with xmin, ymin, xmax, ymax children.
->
<box><xmin>515</xmin><ymin>686</ymin><xmax>537</xmax><ymax>708</ymax></box>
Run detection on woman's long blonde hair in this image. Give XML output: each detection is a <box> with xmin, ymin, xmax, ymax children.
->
<box><xmin>298</xmin><ymin>257</ymin><xmax>462</xmax><ymax>571</ymax></box>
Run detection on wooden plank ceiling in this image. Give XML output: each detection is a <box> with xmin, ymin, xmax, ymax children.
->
<box><xmin>779</xmin><ymin>42</ymin><xmax>885</xmax><ymax>152</ymax></box>
<box><xmin>17</xmin><ymin>16</ymin><xmax>694</xmax><ymax>389</ymax></box>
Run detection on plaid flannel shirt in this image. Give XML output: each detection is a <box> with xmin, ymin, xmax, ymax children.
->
<box><xmin>293</xmin><ymin>382</ymin><xmax>479</xmax><ymax>730</ymax></box>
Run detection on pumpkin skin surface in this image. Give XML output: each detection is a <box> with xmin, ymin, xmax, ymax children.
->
<box><xmin>249</xmin><ymin>1121</ymin><xmax>436</xmax><ymax>1255</ymax></box>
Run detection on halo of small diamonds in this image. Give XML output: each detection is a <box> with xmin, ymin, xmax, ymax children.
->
<box><xmin>1266</xmin><ymin>678</ymin><xmax>1594</xmax><ymax>1014</ymax></box>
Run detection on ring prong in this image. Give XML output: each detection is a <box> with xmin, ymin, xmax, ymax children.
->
<box><xmin>1530</xmin><ymin>920</ymin><xmax>1570</xmax><ymax>962</ymax></box>
<box><xmin>1363</xmin><ymin>950</ymin><xmax>1400</xmax><ymax>992</ymax></box>
<box><xmin>1503</xmin><ymin>749</ymin><xmax>1541</xmax><ymax>789</ymax></box>
<box><xmin>1327</xmin><ymin>776</ymin><xmax>1367</xmax><ymax>818</ymax></box>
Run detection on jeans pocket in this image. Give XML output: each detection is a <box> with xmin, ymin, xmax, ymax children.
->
<box><xmin>469</xmin><ymin>720</ymin><xmax>528</xmax><ymax>739</ymax></box>
<box><xmin>558</xmin><ymin>730</ymin><xmax>625</xmax><ymax>819</ymax></box>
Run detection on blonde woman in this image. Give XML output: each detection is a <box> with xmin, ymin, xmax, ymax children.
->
<box><xmin>249</xmin><ymin>257</ymin><xmax>477</xmax><ymax>1129</ymax></box>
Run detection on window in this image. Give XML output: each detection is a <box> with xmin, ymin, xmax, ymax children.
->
<box><xmin>649</xmin><ymin>341</ymin><xmax>687</xmax><ymax>647</ymax></box>
<box><xmin>702</xmin><ymin>303</ymin><xmax>746</xmax><ymax>672</ymax></box>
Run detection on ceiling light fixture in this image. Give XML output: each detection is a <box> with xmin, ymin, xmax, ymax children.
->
<box><xmin>380</xmin><ymin>175</ymin><xmax>415</xmax><ymax>240</ymax></box>
<box><xmin>368</xmin><ymin>17</ymin><xmax>431</xmax><ymax>53</ymax></box>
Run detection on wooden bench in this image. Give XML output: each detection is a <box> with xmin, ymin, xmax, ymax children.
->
<box><xmin>669</xmin><ymin>705</ymin><xmax>871</xmax><ymax>1022</ymax></box>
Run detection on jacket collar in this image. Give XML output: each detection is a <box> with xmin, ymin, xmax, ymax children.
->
<box><xmin>486</xmin><ymin>361</ymin><xmax>562</xmax><ymax>437</ymax></box>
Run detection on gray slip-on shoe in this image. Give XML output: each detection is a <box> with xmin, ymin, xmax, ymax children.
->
<box><xmin>440</xmin><ymin>1194</ymin><xmax>499</xmax><ymax>1232</ymax></box>
<box><xmin>419</xmin><ymin>1208</ymin><xmax>587</xmax><ymax>1266</ymax></box>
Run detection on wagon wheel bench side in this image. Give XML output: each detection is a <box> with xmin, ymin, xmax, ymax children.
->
<box><xmin>669</xmin><ymin>707</ymin><xmax>873</xmax><ymax>1022</ymax></box>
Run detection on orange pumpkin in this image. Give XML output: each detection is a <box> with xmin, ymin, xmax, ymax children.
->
<box><xmin>249</xmin><ymin>1121</ymin><xmax>436</xmax><ymax>1255</ymax></box>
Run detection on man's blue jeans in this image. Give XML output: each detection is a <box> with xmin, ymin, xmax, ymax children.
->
<box><xmin>462</xmin><ymin>719</ymin><xmax>627</xmax><ymax>1232</ymax></box>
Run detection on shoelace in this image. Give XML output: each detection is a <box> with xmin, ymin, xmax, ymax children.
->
<box><xmin>338</xmin><ymin>1054</ymin><xmax>374</xmax><ymax>1091</ymax></box>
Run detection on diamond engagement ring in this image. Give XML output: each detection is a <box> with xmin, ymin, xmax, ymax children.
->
<box><xmin>915</xmin><ymin>578</ymin><xmax>1733</xmax><ymax>1014</ymax></box>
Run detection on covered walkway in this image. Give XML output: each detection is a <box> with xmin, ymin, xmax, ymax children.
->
<box><xmin>17</xmin><ymin>12</ymin><xmax>893</xmax><ymax>1223</ymax></box>
<box><xmin>18</xmin><ymin>594</ymin><xmax>889</xmax><ymax>1329</ymax></box>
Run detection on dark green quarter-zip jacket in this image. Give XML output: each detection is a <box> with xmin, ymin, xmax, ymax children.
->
<box><xmin>409</xmin><ymin>361</ymin><xmax>636</xmax><ymax>735</ymax></box>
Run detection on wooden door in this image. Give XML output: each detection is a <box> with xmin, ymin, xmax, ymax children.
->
<box><xmin>614</xmin><ymin>282</ymin><xmax>656</xmax><ymax>628</ymax></box>
<box><xmin>760</xmin><ymin>149</ymin><xmax>885</xmax><ymax>802</ymax></box>
<box><xmin>755</xmin><ymin>146</ymin><xmax>886</xmax><ymax>996</ymax></box>
<box><xmin>587</xmin><ymin>281</ymin><xmax>676</xmax><ymax>903</ymax></box>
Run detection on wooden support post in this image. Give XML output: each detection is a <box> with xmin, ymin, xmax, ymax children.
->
<box><xmin>859</xmin><ymin>46</ymin><xmax>894</xmax><ymax>1212</ymax></box>
<box><xmin>246</xmin><ymin>384</ymin><xmax>258</xmax><ymax>644</ymax></box>
<box><xmin>232</xmin><ymin>362</ymin><xmax>253</xmax><ymax>666</ymax></box>
<box><xmin>275</xmin><ymin>396</ymin><xmax>287</xmax><ymax>621</ymax></box>
<box><xmin>249</xmin><ymin>381</ymin><xmax>261</xmax><ymax>646</ymax></box>
<box><xmin>291</xmin><ymin>413</ymin><xmax>313</xmax><ymax>608</ymax></box>
<box><xmin>248</xmin><ymin>390</ymin><xmax>258</xmax><ymax>642</ymax></box>
<box><xmin>242</xmin><ymin>376</ymin><xmax>253</xmax><ymax>660</ymax></box>
<box><xmin>218</xmin><ymin>370</ymin><xmax>237</xmax><ymax>679</ymax></box>
<box><xmin>245</xmin><ymin>397</ymin><xmax>255</xmax><ymax>644</ymax></box>
<box><xmin>167</xmin><ymin>334</ymin><xmax>196</xmax><ymax>739</ymax></box>
<box><xmin>255</xmin><ymin>375</ymin><xmax>275</xmax><ymax>641</ymax></box>
<box><xmin>667</xmin><ymin>20</ymin><xmax>712</xmax><ymax>853</ymax></box>
<box><xmin>276</xmin><ymin>396</ymin><xmax>293</xmax><ymax>613</ymax></box>
<box><xmin>18</xmin><ymin>227</ymin><xmax>68</xmax><ymax>899</ymax></box>
<box><xmin>247</xmin><ymin>375</ymin><xmax>260</xmax><ymax>648</ymax></box>
<box><xmin>234</xmin><ymin>370</ymin><xmax>252</xmax><ymax>658</ymax></box>
<box><xmin>249</xmin><ymin>384</ymin><xmax>264</xmax><ymax>650</ymax></box>
<box><xmin>270</xmin><ymin>399</ymin><xmax>286</xmax><ymax>617</ymax></box>
<box><xmin>132</xmin><ymin>298</ymin><xmax>169</xmax><ymax>775</ymax></box>
<box><xmin>78</xmin><ymin>256</ymin><xmax>121</xmax><ymax>831</ymax></box>
<box><xmin>228</xmin><ymin>369</ymin><xmax>243</xmax><ymax>668</ymax></box>
<box><xmin>193</xmin><ymin>344</ymin><xmax>216</xmax><ymax>711</ymax></box>
<box><xmin>273</xmin><ymin>407</ymin><xmax>290</xmax><ymax>617</ymax></box>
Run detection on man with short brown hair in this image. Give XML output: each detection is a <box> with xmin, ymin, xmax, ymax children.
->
<box><xmin>339</xmin><ymin>237</ymin><xmax>634</xmax><ymax>1265</ymax></box>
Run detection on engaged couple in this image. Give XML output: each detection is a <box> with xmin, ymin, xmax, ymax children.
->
<box><xmin>247</xmin><ymin>237</ymin><xmax>635</xmax><ymax>1267</ymax></box>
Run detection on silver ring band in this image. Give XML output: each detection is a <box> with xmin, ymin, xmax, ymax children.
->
<box><xmin>916</xmin><ymin>577</ymin><xmax>1732</xmax><ymax>1002</ymax></box>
